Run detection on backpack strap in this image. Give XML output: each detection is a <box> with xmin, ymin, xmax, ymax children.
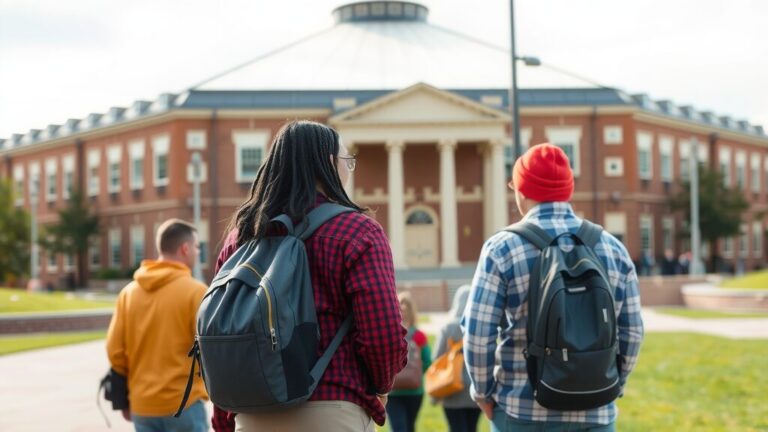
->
<box><xmin>308</xmin><ymin>315</ymin><xmax>354</xmax><ymax>390</ymax></box>
<box><xmin>298</xmin><ymin>203</ymin><xmax>355</xmax><ymax>241</ymax></box>
<box><xmin>575</xmin><ymin>220</ymin><xmax>604</xmax><ymax>249</ymax></box>
<box><xmin>505</xmin><ymin>222</ymin><xmax>554</xmax><ymax>250</ymax></box>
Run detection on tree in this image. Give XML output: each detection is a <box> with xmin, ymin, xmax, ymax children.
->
<box><xmin>0</xmin><ymin>179</ymin><xmax>30</xmax><ymax>285</ymax></box>
<box><xmin>41</xmin><ymin>189</ymin><xmax>100</xmax><ymax>288</ymax></box>
<box><xmin>669</xmin><ymin>165</ymin><xmax>749</xmax><ymax>272</ymax></box>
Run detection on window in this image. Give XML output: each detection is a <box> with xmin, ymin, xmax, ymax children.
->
<box><xmin>504</xmin><ymin>128</ymin><xmax>532</xmax><ymax>179</ymax></box>
<box><xmin>603</xmin><ymin>126</ymin><xmax>623</xmax><ymax>145</ymax></box>
<box><xmin>753</xmin><ymin>221</ymin><xmax>763</xmax><ymax>256</ymax></box>
<box><xmin>233</xmin><ymin>131</ymin><xmax>270</xmax><ymax>183</ymax></box>
<box><xmin>739</xmin><ymin>223</ymin><xmax>748</xmax><ymax>258</ymax></box>
<box><xmin>545</xmin><ymin>127</ymin><xmax>582</xmax><ymax>176</ymax></box>
<box><xmin>679</xmin><ymin>141</ymin><xmax>690</xmax><ymax>181</ymax></box>
<box><xmin>62</xmin><ymin>155</ymin><xmax>75</xmax><ymax>200</ymax></box>
<box><xmin>65</xmin><ymin>254</ymin><xmax>75</xmax><ymax>271</ymax></box>
<box><xmin>751</xmin><ymin>153</ymin><xmax>761</xmax><ymax>193</ymax></box>
<box><xmin>47</xmin><ymin>242</ymin><xmax>57</xmax><ymax>272</ymax></box>
<box><xmin>45</xmin><ymin>158</ymin><xmax>57</xmax><ymax>202</ymax></box>
<box><xmin>13</xmin><ymin>165</ymin><xmax>25</xmax><ymax>206</ymax></box>
<box><xmin>659</xmin><ymin>136</ymin><xmax>673</xmax><ymax>182</ymax></box>
<box><xmin>197</xmin><ymin>220</ymin><xmax>209</xmax><ymax>268</ymax></box>
<box><xmin>89</xmin><ymin>238</ymin><xmax>101</xmax><ymax>269</ymax></box>
<box><xmin>719</xmin><ymin>147</ymin><xmax>731</xmax><ymax>187</ymax></box>
<box><xmin>604</xmin><ymin>212</ymin><xmax>627</xmax><ymax>243</ymax></box>
<box><xmin>640</xmin><ymin>215</ymin><xmax>654</xmax><ymax>254</ymax></box>
<box><xmin>87</xmin><ymin>149</ymin><xmax>101</xmax><ymax>196</ymax></box>
<box><xmin>662</xmin><ymin>217</ymin><xmax>675</xmax><ymax>251</ymax></box>
<box><xmin>129</xmin><ymin>140</ymin><xmax>145</xmax><ymax>190</ymax></box>
<box><xmin>109</xmin><ymin>228</ymin><xmax>121</xmax><ymax>268</ymax></box>
<box><xmin>107</xmin><ymin>146</ymin><xmax>122</xmax><ymax>193</ymax></box>
<box><xmin>186</xmin><ymin>130</ymin><xmax>207</xmax><ymax>150</ymax></box>
<box><xmin>723</xmin><ymin>237</ymin><xmax>734</xmax><ymax>258</ymax></box>
<box><xmin>735</xmin><ymin>151</ymin><xmax>746</xmax><ymax>190</ymax></box>
<box><xmin>28</xmin><ymin>162</ymin><xmax>41</xmax><ymax>202</ymax></box>
<box><xmin>152</xmin><ymin>134</ymin><xmax>170</xmax><ymax>187</ymax></box>
<box><xmin>636</xmin><ymin>131</ymin><xmax>653</xmax><ymax>180</ymax></box>
<box><xmin>130</xmin><ymin>225</ymin><xmax>145</xmax><ymax>267</ymax></box>
<box><xmin>604</xmin><ymin>157</ymin><xmax>624</xmax><ymax>177</ymax></box>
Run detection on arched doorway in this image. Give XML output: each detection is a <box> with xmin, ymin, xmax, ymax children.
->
<box><xmin>405</xmin><ymin>206</ymin><xmax>439</xmax><ymax>268</ymax></box>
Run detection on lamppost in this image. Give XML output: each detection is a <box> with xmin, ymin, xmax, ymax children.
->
<box><xmin>689</xmin><ymin>137</ymin><xmax>705</xmax><ymax>275</ymax></box>
<box><xmin>509</xmin><ymin>0</ymin><xmax>541</xmax><ymax>161</ymax></box>
<box><xmin>29</xmin><ymin>174</ymin><xmax>40</xmax><ymax>290</ymax></box>
<box><xmin>190</xmin><ymin>152</ymin><xmax>203</xmax><ymax>281</ymax></box>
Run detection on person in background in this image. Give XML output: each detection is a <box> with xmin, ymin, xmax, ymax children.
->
<box><xmin>387</xmin><ymin>292</ymin><xmax>432</xmax><ymax>432</ymax></box>
<box><xmin>431</xmin><ymin>285</ymin><xmax>481</xmax><ymax>432</ymax></box>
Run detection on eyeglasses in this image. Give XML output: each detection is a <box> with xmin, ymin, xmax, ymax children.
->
<box><xmin>338</xmin><ymin>155</ymin><xmax>357</xmax><ymax>172</ymax></box>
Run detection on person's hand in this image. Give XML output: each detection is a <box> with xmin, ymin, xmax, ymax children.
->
<box><xmin>476</xmin><ymin>399</ymin><xmax>495</xmax><ymax>420</ymax></box>
<box><xmin>121</xmin><ymin>409</ymin><xmax>132</xmax><ymax>422</ymax></box>
<box><xmin>377</xmin><ymin>394</ymin><xmax>388</xmax><ymax>407</ymax></box>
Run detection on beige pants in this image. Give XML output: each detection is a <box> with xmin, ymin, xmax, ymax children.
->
<box><xmin>234</xmin><ymin>401</ymin><xmax>375</xmax><ymax>432</ymax></box>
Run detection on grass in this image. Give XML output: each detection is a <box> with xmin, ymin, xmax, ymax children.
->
<box><xmin>655</xmin><ymin>307</ymin><xmax>768</xmax><ymax>319</ymax></box>
<box><xmin>379</xmin><ymin>333</ymin><xmax>768</xmax><ymax>432</ymax></box>
<box><xmin>0</xmin><ymin>287</ymin><xmax>114</xmax><ymax>314</ymax></box>
<box><xmin>720</xmin><ymin>270</ymin><xmax>768</xmax><ymax>290</ymax></box>
<box><xmin>0</xmin><ymin>330</ymin><xmax>106</xmax><ymax>356</ymax></box>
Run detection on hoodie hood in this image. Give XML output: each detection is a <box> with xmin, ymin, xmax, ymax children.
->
<box><xmin>133</xmin><ymin>260</ymin><xmax>192</xmax><ymax>292</ymax></box>
<box><xmin>450</xmin><ymin>285</ymin><xmax>471</xmax><ymax>320</ymax></box>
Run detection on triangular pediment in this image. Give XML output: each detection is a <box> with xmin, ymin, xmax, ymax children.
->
<box><xmin>330</xmin><ymin>83</ymin><xmax>511</xmax><ymax>125</ymax></box>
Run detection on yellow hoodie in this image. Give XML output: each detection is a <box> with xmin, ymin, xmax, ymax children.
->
<box><xmin>106</xmin><ymin>260</ymin><xmax>208</xmax><ymax>416</ymax></box>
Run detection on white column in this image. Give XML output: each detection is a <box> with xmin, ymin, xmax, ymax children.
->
<box><xmin>438</xmin><ymin>139</ymin><xmax>460</xmax><ymax>267</ymax></box>
<box><xmin>481</xmin><ymin>144</ymin><xmax>493</xmax><ymax>238</ymax></box>
<box><xmin>386</xmin><ymin>140</ymin><xmax>406</xmax><ymax>268</ymax></box>
<box><xmin>489</xmin><ymin>139</ymin><xmax>508</xmax><ymax>230</ymax></box>
<box><xmin>344</xmin><ymin>143</ymin><xmax>356</xmax><ymax>200</ymax></box>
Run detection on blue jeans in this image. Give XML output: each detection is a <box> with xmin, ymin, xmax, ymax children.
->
<box><xmin>491</xmin><ymin>407</ymin><xmax>615</xmax><ymax>432</ymax></box>
<box><xmin>386</xmin><ymin>394</ymin><xmax>424</xmax><ymax>432</ymax></box>
<box><xmin>132</xmin><ymin>400</ymin><xmax>208</xmax><ymax>432</ymax></box>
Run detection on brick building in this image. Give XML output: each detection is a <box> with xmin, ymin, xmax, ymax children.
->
<box><xmin>2</xmin><ymin>1</ymin><xmax>767</xmax><ymax>286</ymax></box>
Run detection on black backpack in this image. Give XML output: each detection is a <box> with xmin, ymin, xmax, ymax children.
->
<box><xmin>177</xmin><ymin>203</ymin><xmax>354</xmax><ymax>415</ymax></box>
<box><xmin>506</xmin><ymin>220</ymin><xmax>621</xmax><ymax>411</ymax></box>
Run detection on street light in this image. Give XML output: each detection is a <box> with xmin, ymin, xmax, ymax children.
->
<box><xmin>29</xmin><ymin>174</ymin><xmax>40</xmax><ymax>291</ymax></box>
<box><xmin>190</xmin><ymin>152</ymin><xmax>203</xmax><ymax>281</ymax></box>
<box><xmin>509</xmin><ymin>0</ymin><xmax>540</xmax><ymax>161</ymax></box>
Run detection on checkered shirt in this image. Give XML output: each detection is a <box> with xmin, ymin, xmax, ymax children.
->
<box><xmin>461</xmin><ymin>202</ymin><xmax>644</xmax><ymax>425</ymax></box>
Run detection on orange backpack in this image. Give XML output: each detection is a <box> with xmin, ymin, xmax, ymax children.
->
<box><xmin>425</xmin><ymin>337</ymin><xmax>465</xmax><ymax>398</ymax></box>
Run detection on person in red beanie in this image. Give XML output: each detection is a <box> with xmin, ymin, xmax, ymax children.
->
<box><xmin>461</xmin><ymin>143</ymin><xmax>644</xmax><ymax>432</ymax></box>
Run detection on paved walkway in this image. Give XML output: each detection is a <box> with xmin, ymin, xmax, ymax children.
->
<box><xmin>1</xmin><ymin>308</ymin><xmax>767</xmax><ymax>431</ymax></box>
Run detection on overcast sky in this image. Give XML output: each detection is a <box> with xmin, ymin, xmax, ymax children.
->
<box><xmin>1</xmin><ymin>0</ymin><xmax>767</xmax><ymax>138</ymax></box>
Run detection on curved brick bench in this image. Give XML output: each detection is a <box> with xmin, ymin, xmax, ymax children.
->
<box><xmin>0</xmin><ymin>309</ymin><xmax>113</xmax><ymax>335</ymax></box>
<box><xmin>682</xmin><ymin>284</ymin><xmax>768</xmax><ymax>311</ymax></box>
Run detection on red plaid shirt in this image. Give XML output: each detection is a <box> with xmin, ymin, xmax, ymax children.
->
<box><xmin>211</xmin><ymin>196</ymin><xmax>408</xmax><ymax>431</ymax></box>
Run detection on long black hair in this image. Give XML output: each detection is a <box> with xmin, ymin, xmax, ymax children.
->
<box><xmin>228</xmin><ymin>120</ymin><xmax>366</xmax><ymax>246</ymax></box>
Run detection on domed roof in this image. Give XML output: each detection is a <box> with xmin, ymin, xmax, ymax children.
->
<box><xmin>194</xmin><ymin>1</ymin><xmax>596</xmax><ymax>91</ymax></box>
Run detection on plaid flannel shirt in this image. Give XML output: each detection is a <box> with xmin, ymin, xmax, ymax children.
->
<box><xmin>461</xmin><ymin>202</ymin><xmax>644</xmax><ymax>425</ymax></box>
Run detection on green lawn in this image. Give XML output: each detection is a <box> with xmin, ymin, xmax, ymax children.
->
<box><xmin>655</xmin><ymin>307</ymin><xmax>768</xmax><ymax>319</ymax></box>
<box><xmin>720</xmin><ymin>270</ymin><xmax>768</xmax><ymax>290</ymax></box>
<box><xmin>0</xmin><ymin>288</ymin><xmax>114</xmax><ymax>313</ymax></box>
<box><xmin>380</xmin><ymin>333</ymin><xmax>768</xmax><ymax>431</ymax></box>
<box><xmin>0</xmin><ymin>330</ymin><xmax>106</xmax><ymax>356</ymax></box>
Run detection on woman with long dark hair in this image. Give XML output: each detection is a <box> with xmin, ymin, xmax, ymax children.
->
<box><xmin>210</xmin><ymin>120</ymin><xmax>408</xmax><ymax>432</ymax></box>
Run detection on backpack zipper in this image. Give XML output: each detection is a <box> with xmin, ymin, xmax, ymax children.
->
<box><xmin>240</xmin><ymin>263</ymin><xmax>278</xmax><ymax>351</ymax></box>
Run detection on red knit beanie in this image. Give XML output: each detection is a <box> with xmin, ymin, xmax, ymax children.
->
<box><xmin>511</xmin><ymin>143</ymin><xmax>574</xmax><ymax>202</ymax></box>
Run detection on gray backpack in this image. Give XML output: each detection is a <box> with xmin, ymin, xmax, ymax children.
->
<box><xmin>177</xmin><ymin>203</ymin><xmax>354</xmax><ymax>415</ymax></box>
<box><xmin>506</xmin><ymin>220</ymin><xmax>621</xmax><ymax>411</ymax></box>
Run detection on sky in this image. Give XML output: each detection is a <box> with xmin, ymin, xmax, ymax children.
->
<box><xmin>1</xmin><ymin>0</ymin><xmax>767</xmax><ymax>139</ymax></box>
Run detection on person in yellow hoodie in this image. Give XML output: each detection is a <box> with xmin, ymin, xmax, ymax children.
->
<box><xmin>107</xmin><ymin>218</ymin><xmax>209</xmax><ymax>431</ymax></box>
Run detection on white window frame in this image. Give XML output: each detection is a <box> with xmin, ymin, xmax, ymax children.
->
<box><xmin>28</xmin><ymin>162</ymin><xmax>41</xmax><ymax>202</ymax></box>
<box><xmin>109</xmin><ymin>228</ymin><xmax>122</xmax><ymax>268</ymax></box>
<box><xmin>13</xmin><ymin>165</ymin><xmax>25</xmax><ymax>206</ymax></box>
<box><xmin>735</xmin><ymin>151</ymin><xmax>747</xmax><ymax>190</ymax></box>
<box><xmin>739</xmin><ymin>223</ymin><xmax>749</xmax><ymax>258</ymax></box>
<box><xmin>640</xmin><ymin>215</ymin><xmax>654</xmax><ymax>254</ymax></box>
<box><xmin>46</xmin><ymin>238</ymin><xmax>58</xmax><ymax>272</ymax></box>
<box><xmin>636</xmin><ymin>131</ymin><xmax>654</xmax><ymax>180</ymax></box>
<box><xmin>64</xmin><ymin>253</ymin><xmax>75</xmax><ymax>272</ymax></box>
<box><xmin>89</xmin><ymin>238</ymin><xmax>102</xmax><ymax>270</ymax></box>
<box><xmin>719</xmin><ymin>147</ymin><xmax>732</xmax><ymax>187</ymax></box>
<box><xmin>659</xmin><ymin>136</ymin><xmax>674</xmax><ymax>182</ymax></box>
<box><xmin>679</xmin><ymin>140</ymin><xmax>691</xmax><ymax>181</ymax></box>
<box><xmin>45</xmin><ymin>158</ymin><xmax>58</xmax><ymax>202</ymax></box>
<box><xmin>130</xmin><ymin>225</ymin><xmax>145</xmax><ymax>267</ymax></box>
<box><xmin>723</xmin><ymin>237</ymin><xmax>734</xmax><ymax>258</ymax></box>
<box><xmin>87</xmin><ymin>149</ymin><xmax>101</xmax><ymax>197</ymax></box>
<box><xmin>152</xmin><ymin>134</ymin><xmax>170</xmax><ymax>187</ymax></box>
<box><xmin>752</xmin><ymin>221</ymin><xmax>763</xmax><ymax>256</ymax></box>
<box><xmin>603</xmin><ymin>126</ymin><xmax>623</xmax><ymax>145</ymax></box>
<box><xmin>662</xmin><ymin>217</ymin><xmax>675</xmax><ymax>251</ymax></box>
<box><xmin>107</xmin><ymin>145</ymin><xmax>122</xmax><ymax>194</ymax></box>
<box><xmin>604</xmin><ymin>157</ymin><xmax>624</xmax><ymax>177</ymax></box>
<box><xmin>604</xmin><ymin>212</ymin><xmax>627</xmax><ymax>239</ymax></box>
<box><xmin>233</xmin><ymin>130</ymin><xmax>270</xmax><ymax>183</ymax></box>
<box><xmin>751</xmin><ymin>153</ymin><xmax>761</xmax><ymax>194</ymax></box>
<box><xmin>62</xmin><ymin>155</ymin><xmax>75</xmax><ymax>200</ymax></box>
<box><xmin>129</xmin><ymin>140</ymin><xmax>146</xmax><ymax>190</ymax></box>
<box><xmin>545</xmin><ymin>126</ymin><xmax>582</xmax><ymax>177</ymax></box>
<box><xmin>186</xmin><ymin>130</ymin><xmax>207</xmax><ymax>150</ymax></box>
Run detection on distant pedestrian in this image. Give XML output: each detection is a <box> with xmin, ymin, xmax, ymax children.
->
<box><xmin>661</xmin><ymin>249</ymin><xmax>677</xmax><ymax>275</ymax></box>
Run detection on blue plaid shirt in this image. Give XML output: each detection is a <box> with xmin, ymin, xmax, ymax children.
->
<box><xmin>461</xmin><ymin>203</ymin><xmax>644</xmax><ymax>425</ymax></box>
